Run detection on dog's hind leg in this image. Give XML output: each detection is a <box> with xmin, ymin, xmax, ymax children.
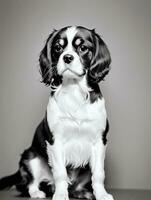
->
<box><xmin>28</xmin><ymin>182</ymin><xmax>46</xmax><ymax>198</ymax></box>
<box><xmin>68</xmin><ymin>165</ymin><xmax>95</xmax><ymax>200</ymax></box>
<box><xmin>28</xmin><ymin>155</ymin><xmax>54</xmax><ymax>198</ymax></box>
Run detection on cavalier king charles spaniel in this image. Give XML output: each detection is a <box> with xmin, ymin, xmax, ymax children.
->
<box><xmin>0</xmin><ymin>26</ymin><xmax>114</xmax><ymax>200</ymax></box>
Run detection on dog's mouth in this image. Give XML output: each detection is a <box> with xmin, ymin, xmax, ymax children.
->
<box><xmin>61</xmin><ymin>68</ymin><xmax>86</xmax><ymax>77</ymax></box>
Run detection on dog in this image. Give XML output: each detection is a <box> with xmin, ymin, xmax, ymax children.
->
<box><xmin>0</xmin><ymin>26</ymin><xmax>113</xmax><ymax>200</ymax></box>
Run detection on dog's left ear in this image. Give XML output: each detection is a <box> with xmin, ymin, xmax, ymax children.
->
<box><xmin>88</xmin><ymin>31</ymin><xmax>111</xmax><ymax>83</ymax></box>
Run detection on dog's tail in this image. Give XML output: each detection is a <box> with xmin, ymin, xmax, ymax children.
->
<box><xmin>0</xmin><ymin>171</ymin><xmax>21</xmax><ymax>190</ymax></box>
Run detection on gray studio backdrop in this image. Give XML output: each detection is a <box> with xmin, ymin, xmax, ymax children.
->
<box><xmin>0</xmin><ymin>0</ymin><xmax>151</xmax><ymax>190</ymax></box>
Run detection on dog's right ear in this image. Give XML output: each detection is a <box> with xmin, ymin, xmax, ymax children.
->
<box><xmin>39</xmin><ymin>29</ymin><xmax>58</xmax><ymax>86</ymax></box>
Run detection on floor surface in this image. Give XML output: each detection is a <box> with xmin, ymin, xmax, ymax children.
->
<box><xmin>0</xmin><ymin>189</ymin><xmax>151</xmax><ymax>200</ymax></box>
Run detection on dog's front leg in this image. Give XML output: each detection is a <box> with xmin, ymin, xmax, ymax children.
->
<box><xmin>46</xmin><ymin>140</ymin><xmax>69</xmax><ymax>200</ymax></box>
<box><xmin>90</xmin><ymin>139</ymin><xmax>114</xmax><ymax>200</ymax></box>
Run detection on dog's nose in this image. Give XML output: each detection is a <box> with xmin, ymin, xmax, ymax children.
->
<box><xmin>63</xmin><ymin>54</ymin><xmax>74</xmax><ymax>64</ymax></box>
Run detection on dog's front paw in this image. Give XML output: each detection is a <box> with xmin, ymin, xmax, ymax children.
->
<box><xmin>96</xmin><ymin>192</ymin><xmax>114</xmax><ymax>200</ymax></box>
<box><xmin>52</xmin><ymin>192</ymin><xmax>69</xmax><ymax>200</ymax></box>
<box><xmin>29</xmin><ymin>190</ymin><xmax>46</xmax><ymax>198</ymax></box>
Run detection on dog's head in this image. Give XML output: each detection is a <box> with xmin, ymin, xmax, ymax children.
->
<box><xmin>39</xmin><ymin>26</ymin><xmax>111</xmax><ymax>87</ymax></box>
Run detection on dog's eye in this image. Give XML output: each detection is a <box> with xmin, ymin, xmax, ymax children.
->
<box><xmin>54</xmin><ymin>44</ymin><xmax>63</xmax><ymax>53</ymax></box>
<box><xmin>79</xmin><ymin>45</ymin><xmax>89</xmax><ymax>53</ymax></box>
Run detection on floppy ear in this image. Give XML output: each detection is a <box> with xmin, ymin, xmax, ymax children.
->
<box><xmin>88</xmin><ymin>31</ymin><xmax>111</xmax><ymax>83</ymax></box>
<box><xmin>39</xmin><ymin>29</ymin><xmax>58</xmax><ymax>86</ymax></box>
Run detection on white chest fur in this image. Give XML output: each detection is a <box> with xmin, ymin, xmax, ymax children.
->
<box><xmin>47</xmin><ymin>78</ymin><xmax>107</xmax><ymax>167</ymax></box>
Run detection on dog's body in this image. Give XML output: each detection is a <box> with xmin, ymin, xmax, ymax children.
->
<box><xmin>0</xmin><ymin>26</ymin><xmax>113</xmax><ymax>200</ymax></box>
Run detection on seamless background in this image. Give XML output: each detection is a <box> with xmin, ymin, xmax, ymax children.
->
<box><xmin>0</xmin><ymin>0</ymin><xmax>151</xmax><ymax>190</ymax></box>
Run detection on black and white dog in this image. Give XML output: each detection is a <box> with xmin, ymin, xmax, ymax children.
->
<box><xmin>0</xmin><ymin>26</ymin><xmax>113</xmax><ymax>200</ymax></box>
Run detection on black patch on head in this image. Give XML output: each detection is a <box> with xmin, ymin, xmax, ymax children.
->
<box><xmin>73</xmin><ymin>27</ymin><xmax>94</xmax><ymax>69</ymax></box>
<box><xmin>73</xmin><ymin>26</ymin><xmax>111</xmax><ymax>84</ymax></box>
<box><xmin>51</xmin><ymin>33</ymin><xmax>68</xmax><ymax>62</ymax></box>
<box><xmin>102</xmin><ymin>119</ymin><xmax>109</xmax><ymax>145</ymax></box>
<box><xmin>39</xmin><ymin>27</ymin><xmax>71</xmax><ymax>87</ymax></box>
<box><xmin>74</xmin><ymin>26</ymin><xmax>111</xmax><ymax>83</ymax></box>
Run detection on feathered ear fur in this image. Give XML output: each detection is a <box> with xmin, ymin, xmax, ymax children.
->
<box><xmin>39</xmin><ymin>29</ymin><xmax>59</xmax><ymax>86</ymax></box>
<box><xmin>88</xmin><ymin>31</ymin><xmax>111</xmax><ymax>83</ymax></box>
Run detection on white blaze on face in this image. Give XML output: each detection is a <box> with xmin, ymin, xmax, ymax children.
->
<box><xmin>56</xmin><ymin>26</ymin><xmax>84</xmax><ymax>80</ymax></box>
<box><xmin>65</xmin><ymin>26</ymin><xmax>77</xmax><ymax>52</ymax></box>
